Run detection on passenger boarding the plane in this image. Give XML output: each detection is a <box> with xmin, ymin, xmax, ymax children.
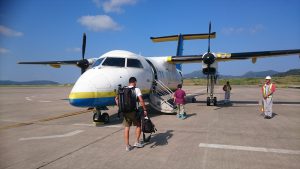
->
<box><xmin>173</xmin><ymin>84</ymin><xmax>187</xmax><ymax>119</ymax></box>
<box><xmin>115</xmin><ymin>77</ymin><xmax>148</xmax><ymax>151</ymax></box>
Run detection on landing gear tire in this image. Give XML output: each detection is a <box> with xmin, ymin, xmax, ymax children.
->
<box><xmin>93</xmin><ymin>112</ymin><xmax>110</xmax><ymax>124</ymax></box>
<box><xmin>207</xmin><ymin>97</ymin><xmax>211</xmax><ymax>106</ymax></box>
<box><xmin>213</xmin><ymin>97</ymin><xmax>217</xmax><ymax>106</ymax></box>
<box><xmin>192</xmin><ymin>97</ymin><xmax>196</xmax><ymax>103</ymax></box>
<box><xmin>102</xmin><ymin>113</ymin><xmax>110</xmax><ymax>124</ymax></box>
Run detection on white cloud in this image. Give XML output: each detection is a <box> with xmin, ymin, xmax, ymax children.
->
<box><xmin>78</xmin><ymin>15</ymin><xmax>121</xmax><ymax>32</ymax></box>
<box><xmin>93</xmin><ymin>0</ymin><xmax>137</xmax><ymax>13</ymax></box>
<box><xmin>0</xmin><ymin>25</ymin><xmax>23</xmax><ymax>37</ymax></box>
<box><xmin>221</xmin><ymin>24</ymin><xmax>265</xmax><ymax>35</ymax></box>
<box><xmin>66</xmin><ymin>47</ymin><xmax>81</xmax><ymax>53</ymax></box>
<box><xmin>249</xmin><ymin>24</ymin><xmax>265</xmax><ymax>33</ymax></box>
<box><xmin>0</xmin><ymin>48</ymin><xmax>10</xmax><ymax>54</ymax></box>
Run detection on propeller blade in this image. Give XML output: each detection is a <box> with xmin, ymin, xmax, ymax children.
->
<box><xmin>208</xmin><ymin>22</ymin><xmax>211</xmax><ymax>53</ymax></box>
<box><xmin>82</xmin><ymin>33</ymin><xmax>86</xmax><ymax>60</ymax></box>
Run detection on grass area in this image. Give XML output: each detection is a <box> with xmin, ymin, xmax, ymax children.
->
<box><xmin>183</xmin><ymin>75</ymin><xmax>300</xmax><ymax>87</ymax></box>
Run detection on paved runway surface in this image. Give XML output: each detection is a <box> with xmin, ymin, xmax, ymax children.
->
<box><xmin>0</xmin><ymin>86</ymin><xmax>300</xmax><ymax>169</ymax></box>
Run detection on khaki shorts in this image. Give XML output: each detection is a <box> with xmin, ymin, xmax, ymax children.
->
<box><xmin>123</xmin><ymin>111</ymin><xmax>141</xmax><ymax>127</ymax></box>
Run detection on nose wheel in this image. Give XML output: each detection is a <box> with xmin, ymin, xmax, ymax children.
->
<box><xmin>93</xmin><ymin>107</ymin><xmax>110</xmax><ymax>124</ymax></box>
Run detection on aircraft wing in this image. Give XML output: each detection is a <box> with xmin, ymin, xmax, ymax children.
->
<box><xmin>19</xmin><ymin>60</ymin><xmax>78</xmax><ymax>68</ymax></box>
<box><xmin>216</xmin><ymin>49</ymin><xmax>300</xmax><ymax>61</ymax></box>
<box><xmin>166</xmin><ymin>49</ymin><xmax>300</xmax><ymax>63</ymax></box>
<box><xmin>18</xmin><ymin>59</ymin><xmax>95</xmax><ymax>68</ymax></box>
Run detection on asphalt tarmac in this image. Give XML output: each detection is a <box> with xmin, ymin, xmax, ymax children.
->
<box><xmin>0</xmin><ymin>86</ymin><xmax>300</xmax><ymax>169</ymax></box>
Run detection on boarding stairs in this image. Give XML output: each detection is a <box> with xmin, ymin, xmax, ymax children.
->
<box><xmin>149</xmin><ymin>79</ymin><xmax>176</xmax><ymax>113</ymax></box>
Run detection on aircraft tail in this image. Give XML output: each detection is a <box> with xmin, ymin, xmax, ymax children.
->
<box><xmin>151</xmin><ymin>33</ymin><xmax>216</xmax><ymax>71</ymax></box>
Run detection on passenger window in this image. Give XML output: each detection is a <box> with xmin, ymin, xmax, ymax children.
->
<box><xmin>92</xmin><ymin>58</ymin><xmax>104</xmax><ymax>67</ymax></box>
<box><xmin>127</xmin><ymin>59</ymin><xmax>143</xmax><ymax>68</ymax></box>
<box><xmin>102</xmin><ymin>57</ymin><xmax>125</xmax><ymax>67</ymax></box>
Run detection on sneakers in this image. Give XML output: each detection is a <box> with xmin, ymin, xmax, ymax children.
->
<box><xmin>125</xmin><ymin>145</ymin><xmax>133</xmax><ymax>151</ymax></box>
<box><xmin>177</xmin><ymin>113</ymin><xmax>187</xmax><ymax>119</ymax></box>
<box><xmin>180</xmin><ymin>115</ymin><xmax>187</xmax><ymax>119</ymax></box>
<box><xmin>133</xmin><ymin>142</ymin><xmax>144</xmax><ymax>148</ymax></box>
<box><xmin>126</xmin><ymin>142</ymin><xmax>144</xmax><ymax>151</ymax></box>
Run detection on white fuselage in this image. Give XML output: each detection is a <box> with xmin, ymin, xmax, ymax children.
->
<box><xmin>69</xmin><ymin>50</ymin><xmax>182</xmax><ymax>108</ymax></box>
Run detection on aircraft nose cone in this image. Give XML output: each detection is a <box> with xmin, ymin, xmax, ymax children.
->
<box><xmin>68</xmin><ymin>69</ymin><xmax>113</xmax><ymax>107</ymax></box>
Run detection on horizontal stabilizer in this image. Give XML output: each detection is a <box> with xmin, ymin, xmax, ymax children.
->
<box><xmin>151</xmin><ymin>33</ymin><xmax>216</xmax><ymax>43</ymax></box>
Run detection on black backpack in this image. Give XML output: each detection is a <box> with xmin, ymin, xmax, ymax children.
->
<box><xmin>142</xmin><ymin>117</ymin><xmax>157</xmax><ymax>142</ymax></box>
<box><xmin>118</xmin><ymin>86</ymin><xmax>137</xmax><ymax>113</ymax></box>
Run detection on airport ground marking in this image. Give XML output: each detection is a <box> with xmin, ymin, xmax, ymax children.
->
<box><xmin>39</xmin><ymin>100</ymin><xmax>52</xmax><ymax>103</ymax></box>
<box><xmin>199</xmin><ymin>143</ymin><xmax>300</xmax><ymax>155</ymax></box>
<box><xmin>19</xmin><ymin>130</ymin><xmax>84</xmax><ymax>141</ymax></box>
<box><xmin>0</xmin><ymin>110</ymin><xmax>92</xmax><ymax>130</ymax></box>
<box><xmin>73</xmin><ymin>123</ymin><xmax>122</xmax><ymax>128</ymax></box>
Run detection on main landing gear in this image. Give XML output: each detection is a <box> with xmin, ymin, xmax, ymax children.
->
<box><xmin>206</xmin><ymin>96</ymin><xmax>217</xmax><ymax>106</ymax></box>
<box><xmin>206</xmin><ymin>74</ymin><xmax>218</xmax><ymax>106</ymax></box>
<box><xmin>93</xmin><ymin>106</ymin><xmax>110</xmax><ymax>124</ymax></box>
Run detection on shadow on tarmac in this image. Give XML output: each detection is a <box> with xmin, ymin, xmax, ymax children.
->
<box><xmin>143</xmin><ymin>130</ymin><xmax>174</xmax><ymax>148</ymax></box>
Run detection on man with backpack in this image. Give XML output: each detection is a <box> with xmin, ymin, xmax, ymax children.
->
<box><xmin>115</xmin><ymin>77</ymin><xmax>148</xmax><ymax>151</ymax></box>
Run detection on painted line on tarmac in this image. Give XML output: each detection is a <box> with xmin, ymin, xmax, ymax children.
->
<box><xmin>0</xmin><ymin>110</ymin><xmax>92</xmax><ymax>131</ymax></box>
<box><xmin>25</xmin><ymin>97</ymin><xmax>32</xmax><ymax>101</ymax></box>
<box><xmin>39</xmin><ymin>100</ymin><xmax>52</xmax><ymax>103</ymax></box>
<box><xmin>19</xmin><ymin>130</ymin><xmax>84</xmax><ymax>141</ymax></box>
<box><xmin>73</xmin><ymin>123</ymin><xmax>122</xmax><ymax>128</ymax></box>
<box><xmin>199</xmin><ymin>143</ymin><xmax>300</xmax><ymax>155</ymax></box>
<box><xmin>245</xmin><ymin>104</ymin><xmax>300</xmax><ymax>106</ymax></box>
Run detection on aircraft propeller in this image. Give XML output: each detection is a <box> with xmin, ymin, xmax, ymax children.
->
<box><xmin>203</xmin><ymin>22</ymin><xmax>216</xmax><ymax>94</ymax></box>
<box><xmin>76</xmin><ymin>33</ymin><xmax>89</xmax><ymax>74</ymax></box>
<box><xmin>202</xmin><ymin>22</ymin><xmax>216</xmax><ymax>65</ymax></box>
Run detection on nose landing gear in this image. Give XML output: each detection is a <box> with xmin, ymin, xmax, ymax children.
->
<box><xmin>93</xmin><ymin>106</ymin><xmax>110</xmax><ymax>124</ymax></box>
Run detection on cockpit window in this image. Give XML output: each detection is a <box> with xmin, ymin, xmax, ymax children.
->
<box><xmin>92</xmin><ymin>58</ymin><xmax>104</xmax><ymax>67</ymax></box>
<box><xmin>127</xmin><ymin>58</ymin><xmax>143</xmax><ymax>68</ymax></box>
<box><xmin>102</xmin><ymin>57</ymin><xmax>125</xmax><ymax>67</ymax></box>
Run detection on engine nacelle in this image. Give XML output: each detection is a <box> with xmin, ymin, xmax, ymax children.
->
<box><xmin>202</xmin><ymin>61</ymin><xmax>218</xmax><ymax>75</ymax></box>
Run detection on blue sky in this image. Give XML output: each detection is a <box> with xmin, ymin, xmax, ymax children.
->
<box><xmin>0</xmin><ymin>0</ymin><xmax>299</xmax><ymax>83</ymax></box>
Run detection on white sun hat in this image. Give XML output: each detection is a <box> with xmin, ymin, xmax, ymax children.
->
<box><xmin>265</xmin><ymin>76</ymin><xmax>271</xmax><ymax>80</ymax></box>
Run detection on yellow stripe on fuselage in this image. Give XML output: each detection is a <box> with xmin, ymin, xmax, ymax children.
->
<box><xmin>69</xmin><ymin>89</ymin><xmax>151</xmax><ymax>99</ymax></box>
<box><xmin>69</xmin><ymin>91</ymin><xmax>116</xmax><ymax>99</ymax></box>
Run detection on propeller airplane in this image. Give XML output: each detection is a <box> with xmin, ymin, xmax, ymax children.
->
<box><xmin>19</xmin><ymin>23</ymin><xmax>300</xmax><ymax>123</ymax></box>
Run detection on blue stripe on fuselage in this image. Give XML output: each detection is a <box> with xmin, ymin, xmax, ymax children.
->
<box><xmin>69</xmin><ymin>94</ymin><xmax>150</xmax><ymax>108</ymax></box>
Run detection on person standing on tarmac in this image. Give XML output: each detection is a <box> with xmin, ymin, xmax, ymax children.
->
<box><xmin>223</xmin><ymin>81</ymin><xmax>232</xmax><ymax>103</ymax></box>
<box><xmin>261</xmin><ymin>76</ymin><xmax>276</xmax><ymax>119</ymax></box>
<box><xmin>173</xmin><ymin>84</ymin><xmax>186</xmax><ymax>119</ymax></box>
<box><xmin>115</xmin><ymin>77</ymin><xmax>148</xmax><ymax>151</ymax></box>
